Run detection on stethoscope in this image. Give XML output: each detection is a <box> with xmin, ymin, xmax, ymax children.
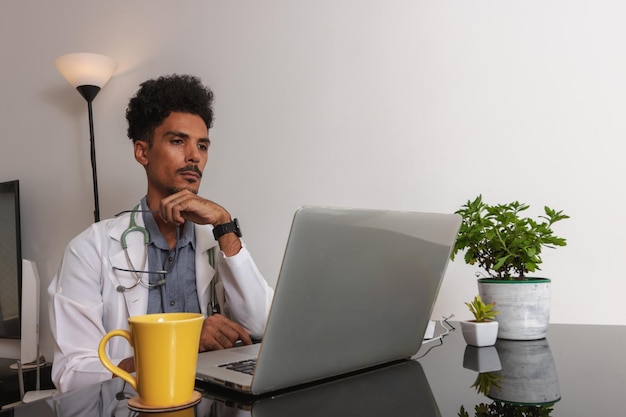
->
<box><xmin>113</xmin><ymin>205</ymin><xmax>220</xmax><ymax>315</ymax></box>
<box><xmin>113</xmin><ymin>205</ymin><xmax>168</xmax><ymax>292</ymax></box>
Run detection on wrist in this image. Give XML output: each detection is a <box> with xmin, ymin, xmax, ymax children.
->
<box><xmin>213</xmin><ymin>213</ymin><xmax>232</xmax><ymax>226</ymax></box>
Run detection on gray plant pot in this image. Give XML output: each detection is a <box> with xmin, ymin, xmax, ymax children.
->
<box><xmin>477</xmin><ymin>278</ymin><xmax>551</xmax><ymax>340</ymax></box>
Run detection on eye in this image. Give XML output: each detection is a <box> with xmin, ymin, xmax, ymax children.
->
<box><xmin>198</xmin><ymin>143</ymin><xmax>209</xmax><ymax>151</ymax></box>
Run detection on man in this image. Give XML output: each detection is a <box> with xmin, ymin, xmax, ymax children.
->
<box><xmin>48</xmin><ymin>74</ymin><xmax>274</xmax><ymax>392</ymax></box>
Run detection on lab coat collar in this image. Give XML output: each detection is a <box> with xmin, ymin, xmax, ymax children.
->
<box><xmin>194</xmin><ymin>223</ymin><xmax>218</xmax><ymax>316</ymax></box>
<box><xmin>108</xmin><ymin>212</ymin><xmax>149</xmax><ymax>317</ymax></box>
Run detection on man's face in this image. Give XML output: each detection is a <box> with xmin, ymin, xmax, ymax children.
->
<box><xmin>135</xmin><ymin>111</ymin><xmax>210</xmax><ymax>197</ymax></box>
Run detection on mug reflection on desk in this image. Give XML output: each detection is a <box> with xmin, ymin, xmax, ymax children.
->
<box><xmin>136</xmin><ymin>408</ymin><xmax>195</xmax><ymax>417</ymax></box>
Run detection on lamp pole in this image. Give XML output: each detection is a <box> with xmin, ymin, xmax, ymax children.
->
<box><xmin>76</xmin><ymin>85</ymin><xmax>102</xmax><ymax>223</ymax></box>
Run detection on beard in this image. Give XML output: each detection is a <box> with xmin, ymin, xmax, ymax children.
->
<box><xmin>165</xmin><ymin>165</ymin><xmax>203</xmax><ymax>195</ymax></box>
<box><xmin>166</xmin><ymin>186</ymin><xmax>199</xmax><ymax>195</ymax></box>
<box><xmin>145</xmin><ymin>162</ymin><xmax>203</xmax><ymax>196</ymax></box>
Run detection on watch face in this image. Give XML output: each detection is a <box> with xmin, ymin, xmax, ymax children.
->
<box><xmin>233</xmin><ymin>218</ymin><xmax>242</xmax><ymax>237</ymax></box>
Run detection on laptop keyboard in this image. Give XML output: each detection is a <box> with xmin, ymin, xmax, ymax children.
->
<box><xmin>219</xmin><ymin>359</ymin><xmax>257</xmax><ymax>375</ymax></box>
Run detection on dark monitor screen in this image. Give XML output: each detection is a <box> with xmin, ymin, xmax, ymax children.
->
<box><xmin>0</xmin><ymin>179</ymin><xmax>21</xmax><ymax>339</ymax></box>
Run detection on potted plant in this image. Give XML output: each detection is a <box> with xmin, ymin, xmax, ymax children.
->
<box><xmin>461</xmin><ymin>295</ymin><xmax>499</xmax><ymax>347</ymax></box>
<box><xmin>451</xmin><ymin>195</ymin><xmax>569</xmax><ymax>340</ymax></box>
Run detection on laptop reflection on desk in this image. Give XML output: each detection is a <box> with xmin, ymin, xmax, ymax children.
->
<box><xmin>199</xmin><ymin>360</ymin><xmax>441</xmax><ymax>417</ymax></box>
<box><xmin>196</xmin><ymin>206</ymin><xmax>461</xmax><ymax>395</ymax></box>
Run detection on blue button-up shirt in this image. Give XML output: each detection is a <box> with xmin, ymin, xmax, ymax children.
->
<box><xmin>141</xmin><ymin>198</ymin><xmax>201</xmax><ymax>314</ymax></box>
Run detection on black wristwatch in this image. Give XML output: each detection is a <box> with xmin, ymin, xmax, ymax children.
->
<box><xmin>213</xmin><ymin>218</ymin><xmax>242</xmax><ymax>240</ymax></box>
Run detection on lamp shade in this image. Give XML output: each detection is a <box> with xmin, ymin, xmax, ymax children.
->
<box><xmin>55</xmin><ymin>53</ymin><xmax>117</xmax><ymax>88</ymax></box>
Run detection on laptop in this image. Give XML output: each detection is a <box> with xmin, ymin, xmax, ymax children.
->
<box><xmin>196</xmin><ymin>206</ymin><xmax>461</xmax><ymax>395</ymax></box>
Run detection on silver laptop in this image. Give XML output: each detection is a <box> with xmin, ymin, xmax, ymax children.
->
<box><xmin>196</xmin><ymin>206</ymin><xmax>461</xmax><ymax>395</ymax></box>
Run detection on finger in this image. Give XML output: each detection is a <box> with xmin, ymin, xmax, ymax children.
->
<box><xmin>223</xmin><ymin>320</ymin><xmax>252</xmax><ymax>345</ymax></box>
<box><xmin>201</xmin><ymin>327</ymin><xmax>241</xmax><ymax>350</ymax></box>
<box><xmin>161</xmin><ymin>191</ymin><xmax>222</xmax><ymax>225</ymax></box>
<box><xmin>237</xmin><ymin>329</ymin><xmax>253</xmax><ymax>345</ymax></box>
<box><xmin>218</xmin><ymin>331</ymin><xmax>239</xmax><ymax>348</ymax></box>
<box><xmin>171</xmin><ymin>202</ymin><xmax>186</xmax><ymax>225</ymax></box>
<box><xmin>200</xmin><ymin>334</ymin><xmax>226</xmax><ymax>351</ymax></box>
<box><xmin>200</xmin><ymin>316</ymin><xmax>234</xmax><ymax>350</ymax></box>
<box><xmin>204</xmin><ymin>315</ymin><xmax>252</xmax><ymax>347</ymax></box>
<box><xmin>160</xmin><ymin>191</ymin><xmax>194</xmax><ymax>224</ymax></box>
<box><xmin>158</xmin><ymin>194</ymin><xmax>177</xmax><ymax>224</ymax></box>
<box><xmin>208</xmin><ymin>315</ymin><xmax>245</xmax><ymax>341</ymax></box>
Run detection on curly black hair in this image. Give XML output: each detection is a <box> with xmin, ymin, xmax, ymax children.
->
<box><xmin>126</xmin><ymin>74</ymin><xmax>214</xmax><ymax>143</ymax></box>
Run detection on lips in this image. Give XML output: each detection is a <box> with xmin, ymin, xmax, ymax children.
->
<box><xmin>180</xmin><ymin>171</ymin><xmax>200</xmax><ymax>181</ymax></box>
<box><xmin>177</xmin><ymin>165</ymin><xmax>203</xmax><ymax>180</ymax></box>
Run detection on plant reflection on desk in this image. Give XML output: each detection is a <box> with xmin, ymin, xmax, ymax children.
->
<box><xmin>459</xmin><ymin>401</ymin><xmax>554</xmax><ymax>417</ymax></box>
<box><xmin>459</xmin><ymin>373</ymin><xmax>555</xmax><ymax>417</ymax></box>
<box><xmin>459</xmin><ymin>338</ymin><xmax>561</xmax><ymax>417</ymax></box>
<box><xmin>471</xmin><ymin>372</ymin><xmax>501</xmax><ymax>396</ymax></box>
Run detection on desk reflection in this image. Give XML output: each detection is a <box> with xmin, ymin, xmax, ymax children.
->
<box><xmin>7</xmin><ymin>360</ymin><xmax>439</xmax><ymax>417</ymax></box>
<box><xmin>458</xmin><ymin>338</ymin><xmax>561</xmax><ymax>417</ymax></box>
<box><xmin>198</xmin><ymin>360</ymin><xmax>440</xmax><ymax>417</ymax></box>
<box><xmin>488</xmin><ymin>338</ymin><xmax>561</xmax><ymax>405</ymax></box>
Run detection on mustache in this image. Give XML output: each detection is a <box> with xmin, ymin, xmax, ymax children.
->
<box><xmin>177</xmin><ymin>165</ymin><xmax>203</xmax><ymax>178</ymax></box>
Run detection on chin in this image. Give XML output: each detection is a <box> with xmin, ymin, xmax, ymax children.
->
<box><xmin>167</xmin><ymin>186</ymin><xmax>200</xmax><ymax>195</ymax></box>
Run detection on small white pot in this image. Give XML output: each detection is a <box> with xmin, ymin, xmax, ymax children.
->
<box><xmin>461</xmin><ymin>320</ymin><xmax>499</xmax><ymax>347</ymax></box>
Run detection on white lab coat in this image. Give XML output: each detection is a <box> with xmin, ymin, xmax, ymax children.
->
<box><xmin>48</xmin><ymin>210</ymin><xmax>273</xmax><ymax>393</ymax></box>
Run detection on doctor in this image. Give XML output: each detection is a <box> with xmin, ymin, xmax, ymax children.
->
<box><xmin>48</xmin><ymin>74</ymin><xmax>274</xmax><ymax>393</ymax></box>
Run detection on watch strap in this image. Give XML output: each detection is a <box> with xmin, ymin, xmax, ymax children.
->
<box><xmin>212</xmin><ymin>218</ymin><xmax>242</xmax><ymax>240</ymax></box>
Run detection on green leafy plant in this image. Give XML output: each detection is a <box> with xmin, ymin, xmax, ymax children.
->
<box><xmin>451</xmin><ymin>195</ymin><xmax>569</xmax><ymax>280</ymax></box>
<box><xmin>465</xmin><ymin>295</ymin><xmax>499</xmax><ymax>322</ymax></box>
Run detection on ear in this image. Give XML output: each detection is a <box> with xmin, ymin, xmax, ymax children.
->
<box><xmin>134</xmin><ymin>140</ymin><xmax>149</xmax><ymax>166</ymax></box>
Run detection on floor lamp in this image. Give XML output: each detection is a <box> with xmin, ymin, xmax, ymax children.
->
<box><xmin>55</xmin><ymin>53</ymin><xmax>117</xmax><ymax>222</ymax></box>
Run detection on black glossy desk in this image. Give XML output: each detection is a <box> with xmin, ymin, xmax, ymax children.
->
<box><xmin>1</xmin><ymin>323</ymin><xmax>624</xmax><ymax>416</ymax></box>
<box><xmin>420</xmin><ymin>322</ymin><xmax>626</xmax><ymax>416</ymax></box>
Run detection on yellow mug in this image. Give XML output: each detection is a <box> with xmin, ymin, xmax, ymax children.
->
<box><xmin>98</xmin><ymin>312</ymin><xmax>204</xmax><ymax>408</ymax></box>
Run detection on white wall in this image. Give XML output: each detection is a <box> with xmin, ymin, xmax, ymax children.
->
<box><xmin>1</xmin><ymin>0</ymin><xmax>624</xmax><ymax>359</ymax></box>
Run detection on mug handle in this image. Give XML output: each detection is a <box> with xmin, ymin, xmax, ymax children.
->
<box><xmin>98</xmin><ymin>329</ymin><xmax>137</xmax><ymax>391</ymax></box>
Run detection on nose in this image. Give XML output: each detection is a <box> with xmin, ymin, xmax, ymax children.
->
<box><xmin>185</xmin><ymin>142</ymin><xmax>201</xmax><ymax>163</ymax></box>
